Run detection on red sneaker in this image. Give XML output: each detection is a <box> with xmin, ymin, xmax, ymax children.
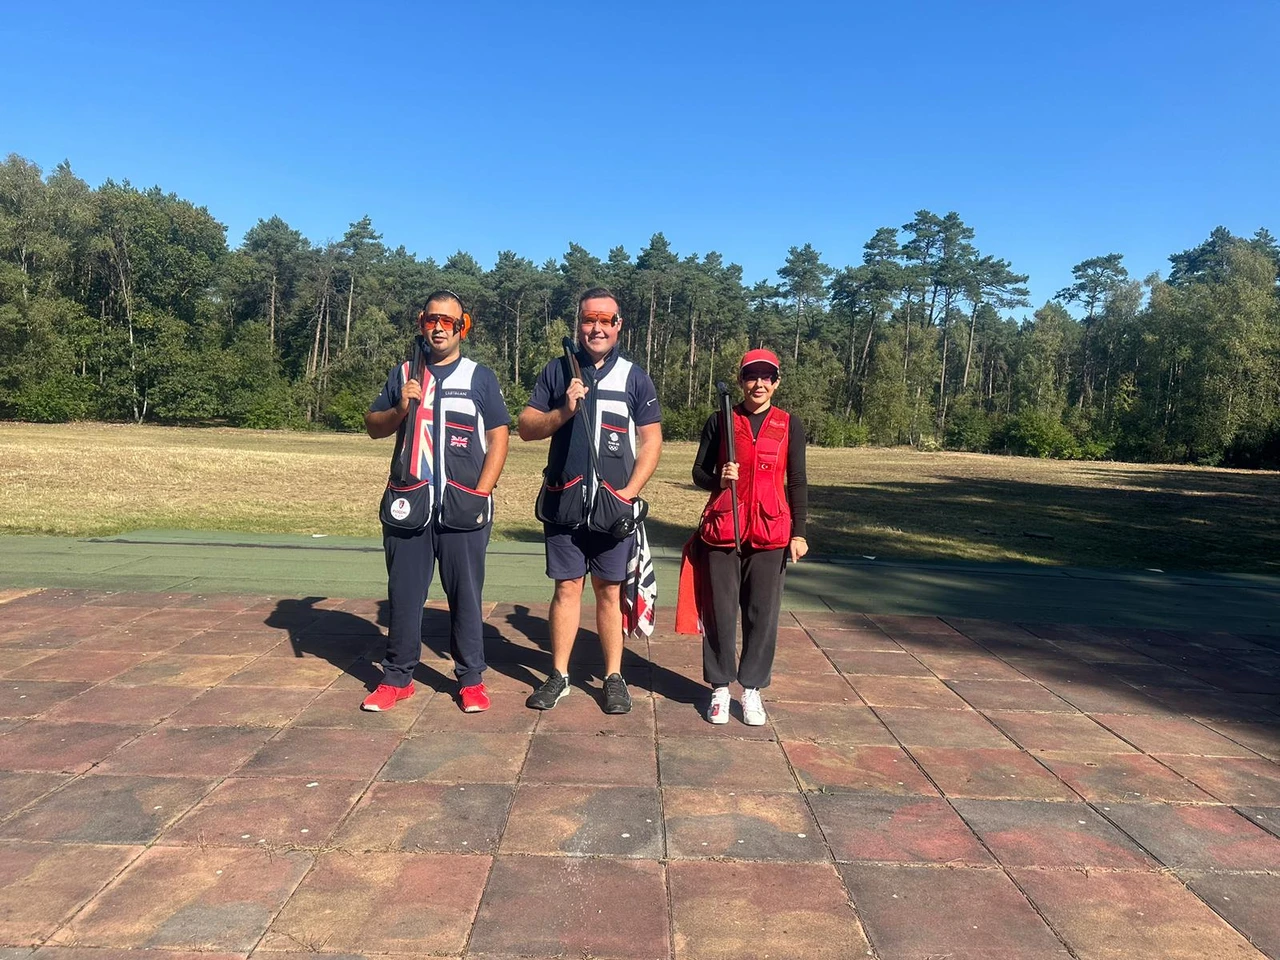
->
<box><xmin>361</xmin><ymin>682</ymin><xmax>415</xmax><ymax>712</ymax></box>
<box><xmin>460</xmin><ymin>683</ymin><xmax>490</xmax><ymax>713</ymax></box>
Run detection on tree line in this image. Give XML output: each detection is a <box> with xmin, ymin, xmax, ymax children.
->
<box><xmin>2</xmin><ymin>152</ymin><xmax>1278</xmax><ymax>467</ymax></box>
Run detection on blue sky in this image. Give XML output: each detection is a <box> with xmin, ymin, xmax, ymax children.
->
<box><xmin>3</xmin><ymin>0</ymin><xmax>1277</xmax><ymax>313</ymax></box>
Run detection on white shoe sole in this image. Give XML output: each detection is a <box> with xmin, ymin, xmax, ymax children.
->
<box><xmin>742</xmin><ymin>712</ymin><xmax>767</xmax><ymax>726</ymax></box>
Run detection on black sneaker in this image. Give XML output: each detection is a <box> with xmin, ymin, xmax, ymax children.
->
<box><xmin>526</xmin><ymin>672</ymin><xmax>570</xmax><ymax>710</ymax></box>
<box><xmin>603</xmin><ymin>673</ymin><xmax>632</xmax><ymax>715</ymax></box>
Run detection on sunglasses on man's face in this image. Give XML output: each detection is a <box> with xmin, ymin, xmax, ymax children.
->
<box><xmin>420</xmin><ymin>314</ymin><xmax>463</xmax><ymax>332</ymax></box>
<box><xmin>579</xmin><ymin>311</ymin><xmax>620</xmax><ymax>328</ymax></box>
<box><xmin>741</xmin><ymin>368</ymin><xmax>778</xmax><ymax>384</ymax></box>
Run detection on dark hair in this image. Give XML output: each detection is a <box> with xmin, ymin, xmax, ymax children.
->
<box><xmin>578</xmin><ymin>287</ymin><xmax>618</xmax><ymax>309</ymax></box>
<box><xmin>424</xmin><ymin>289</ymin><xmax>467</xmax><ymax>314</ymax></box>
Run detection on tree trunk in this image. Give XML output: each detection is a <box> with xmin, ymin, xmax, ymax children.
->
<box><xmin>646</xmin><ymin>284</ymin><xmax>656</xmax><ymax>370</ymax></box>
<box><xmin>269</xmin><ymin>272</ymin><xmax>277</xmax><ymax>346</ymax></box>
<box><xmin>686</xmin><ymin>305</ymin><xmax>696</xmax><ymax>407</ymax></box>
<box><xmin>961</xmin><ymin>301</ymin><xmax>978</xmax><ymax>391</ymax></box>
<box><xmin>513</xmin><ymin>294</ymin><xmax>523</xmax><ymax>384</ymax></box>
<box><xmin>344</xmin><ymin>273</ymin><xmax>354</xmax><ymax>352</ymax></box>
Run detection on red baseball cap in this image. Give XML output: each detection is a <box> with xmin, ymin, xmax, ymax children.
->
<box><xmin>740</xmin><ymin>348</ymin><xmax>780</xmax><ymax>373</ymax></box>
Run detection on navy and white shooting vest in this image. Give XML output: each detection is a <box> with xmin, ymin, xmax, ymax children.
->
<box><xmin>536</xmin><ymin>350</ymin><xmax>640</xmax><ymax>528</ymax></box>
<box><xmin>394</xmin><ymin>355</ymin><xmax>494</xmax><ymax>531</ymax></box>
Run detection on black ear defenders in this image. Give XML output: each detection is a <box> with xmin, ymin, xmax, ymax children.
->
<box><xmin>418</xmin><ymin>289</ymin><xmax>472</xmax><ymax>339</ymax></box>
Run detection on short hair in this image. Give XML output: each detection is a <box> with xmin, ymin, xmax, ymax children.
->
<box><xmin>424</xmin><ymin>289</ymin><xmax>466</xmax><ymax>314</ymax></box>
<box><xmin>578</xmin><ymin>287</ymin><xmax>618</xmax><ymax>309</ymax></box>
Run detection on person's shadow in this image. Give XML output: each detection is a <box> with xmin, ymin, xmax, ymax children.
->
<box><xmin>265</xmin><ymin>596</ymin><xmax>706</xmax><ymax>711</ymax></box>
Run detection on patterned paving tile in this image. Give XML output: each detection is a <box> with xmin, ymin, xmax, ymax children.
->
<box><xmin>1014</xmin><ymin>867</ymin><xmax>1266</xmax><ymax>960</ymax></box>
<box><xmin>40</xmin><ymin>683</ymin><xmax>203</xmax><ymax>725</ymax></box>
<box><xmin>770</xmin><ymin>701</ymin><xmax>896</xmax><ymax>746</ymax></box>
<box><xmin>0</xmin><ymin>681</ymin><xmax>95</xmax><ymax>720</ymax></box>
<box><xmin>97</xmin><ymin>725</ymin><xmax>272</xmax><ymax>777</ymax></box>
<box><xmin>810</xmin><ymin>794</ymin><xmax>992</xmax><ymax>865</ymax></box>
<box><xmin>945</xmin><ymin>679</ymin><xmax>1077</xmax><ymax>713</ymax></box>
<box><xmin>333</xmin><ymin>781</ymin><xmax>512</xmax><ymax>853</ymax></box>
<box><xmin>0</xmin><ymin>771</ymin><xmax>71</xmax><ymax>821</ymax></box>
<box><xmin>469</xmin><ymin>856</ymin><xmax>667</xmax><ymax>959</ymax></box>
<box><xmin>876</xmin><ymin>707</ymin><xmax>1017</xmax><ymax>749</ymax></box>
<box><xmin>1102</xmin><ymin>802</ymin><xmax>1280</xmax><ymax>872</ymax></box>
<box><xmin>1035</xmin><ymin>751</ymin><xmax>1215</xmax><ymax>802</ymax></box>
<box><xmin>112</xmin><ymin>655</ymin><xmax>256</xmax><ymax>688</ymax></box>
<box><xmin>237</xmin><ymin>728</ymin><xmax>401</xmax><ymax>780</ymax></box>
<box><xmin>782</xmin><ymin>742</ymin><xmax>937</xmax><ymax>795</ymax></box>
<box><xmin>160</xmin><ymin>777</ymin><xmax>363</xmax><ymax>849</ymax></box>
<box><xmin>671</xmin><ymin>860</ymin><xmax>870</xmax><ymax>959</ymax></box>
<box><xmin>664</xmin><ymin>787</ymin><xmax>824</xmax><ymax>861</ymax></box>
<box><xmin>1093</xmin><ymin>713</ymin><xmax>1260</xmax><ymax>757</ymax></box>
<box><xmin>1153</xmin><ymin>754</ymin><xmax>1280</xmax><ymax>805</ymax></box>
<box><xmin>1185</xmin><ymin>872</ymin><xmax>1280</xmax><ymax>960</ymax></box>
<box><xmin>986</xmin><ymin>710</ymin><xmax>1138</xmax><ymax>754</ymax></box>
<box><xmin>502</xmin><ymin>783</ymin><xmax>662</xmax><ymax>857</ymax></box>
<box><xmin>524</xmin><ymin>732</ymin><xmax>658</xmax><ymax>786</ymax></box>
<box><xmin>0</xmin><ymin>774</ymin><xmax>213</xmax><ymax>844</ymax></box>
<box><xmin>758</xmin><ymin>671</ymin><xmax>856</xmax><ymax>703</ymax></box>
<box><xmin>830</xmin><ymin>650</ymin><xmax>932</xmax><ymax>677</ymax></box>
<box><xmin>379</xmin><ymin>732</ymin><xmax>530</xmax><ymax>783</ymax></box>
<box><xmin>59</xmin><ymin>846</ymin><xmax>312</xmax><ymax>951</ymax></box>
<box><xmin>908</xmin><ymin>747</ymin><xmax>1078</xmax><ymax>800</ymax></box>
<box><xmin>0</xmin><ymin>841</ymin><xmax>142</xmax><ymax>945</ymax></box>
<box><xmin>850</xmin><ymin>676</ymin><xmax>972</xmax><ymax>709</ymax></box>
<box><xmin>839</xmin><ymin>863</ymin><xmax>1069</xmax><ymax>960</ymax></box>
<box><xmin>953</xmin><ymin>799</ymin><xmax>1156</xmax><ymax>869</ymax></box>
<box><xmin>6</xmin><ymin>651</ymin><xmax>148</xmax><ymax>683</ymax></box>
<box><xmin>658</xmin><ymin>738</ymin><xmax>792</xmax><ymax>790</ymax></box>
<box><xmin>0</xmin><ymin>721</ymin><xmax>144</xmax><ymax>773</ymax></box>
<box><xmin>166</xmin><ymin>686</ymin><xmax>320</xmax><ymax>728</ymax></box>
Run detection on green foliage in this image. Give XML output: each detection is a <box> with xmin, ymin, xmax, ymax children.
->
<box><xmin>12</xmin><ymin>375</ymin><xmax>94</xmax><ymax>422</ymax></box>
<box><xmin>998</xmin><ymin>410</ymin><xmax>1082</xmax><ymax>459</ymax></box>
<box><xmin>815</xmin><ymin>416</ymin><xmax>870</xmax><ymax>448</ymax></box>
<box><xmin>662</xmin><ymin>405</ymin><xmax>713</xmax><ymax>442</ymax></box>
<box><xmin>326</xmin><ymin>389</ymin><xmax>368</xmax><ymax>432</ymax></box>
<box><xmin>944</xmin><ymin>404</ymin><xmax>995</xmax><ymax>452</ymax></box>
<box><xmin>1</xmin><ymin>152</ymin><xmax>1277</xmax><ymax>471</ymax></box>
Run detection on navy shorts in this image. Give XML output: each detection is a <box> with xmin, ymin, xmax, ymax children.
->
<box><xmin>544</xmin><ymin>523</ymin><xmax>633</xmax><ymax>582</ymax></box>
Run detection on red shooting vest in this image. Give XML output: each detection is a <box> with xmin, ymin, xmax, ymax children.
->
<box><xmin>698</xmin><ymin>406</ymin><xmax>792</xmax><ymax>550</ymax></box>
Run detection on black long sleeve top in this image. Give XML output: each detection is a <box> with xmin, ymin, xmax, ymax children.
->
<box><xmin>691</xmin><ymin>406</ymin><xmax>808</xmax><ymax>539</ymax></box>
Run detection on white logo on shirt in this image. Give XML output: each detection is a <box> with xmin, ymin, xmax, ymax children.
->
<box><xmin>390</xmin><ymin>498</ymin><xmax>411</xmax><ymax>521</ymax></box>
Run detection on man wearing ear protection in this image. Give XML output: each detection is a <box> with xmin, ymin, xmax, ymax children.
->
<box><xmin>517</xmin><ymin>287</ymin><xmax>663</xmax><ymax>715</ymax></box>
<box><xmin>362</xmin><ymin>290</ymin><xmax>510</xmax><ymax>714</ymax></box>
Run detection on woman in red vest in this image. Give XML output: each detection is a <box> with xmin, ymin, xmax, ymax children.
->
<box><xmin>689</xmin><ymin>348</ymin><xmax>808</xmax><ymax>725</ymax></box>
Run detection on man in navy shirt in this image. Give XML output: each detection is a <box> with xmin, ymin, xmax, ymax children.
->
<box><xmin>363</xmin><ymin>291</ymin><xmax>510</xmax><ymax>713</ymax></box>
<box><xmin>517</xmin><ymin>287</ymin><xmax>663</xmax><ymax>714</ymax></box>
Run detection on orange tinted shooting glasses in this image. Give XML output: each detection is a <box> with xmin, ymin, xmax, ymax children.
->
<box><xmin>419</xmin><ymin>313</ymin><xmax>465</xmax><ymax>332</ymax></box>
<box><xmin>579</xmin><ymin>310</ymin><xmax>620</xmax><ymax>328</ymax></box>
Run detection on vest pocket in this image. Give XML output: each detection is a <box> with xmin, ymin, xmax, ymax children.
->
<box><xmin>438</xmin><ymin>479</ymin><xmax>491</xmax><ymax>532</ymax></box>
<box><xmin>756</xmin><ymin>488</ymin><xmax>791</xmax><ymax>547</ymax></box>
<box><xmin>535</xmin><ymin>473</ymin><xmax>588</xmax><ymax>527</ymax></box>
<box><xmin>379</xmin><ymin>479</ymin><xmax>432</xmax><ymax>532</ymax></box>
<box><xmin>698</xmin><ymin>487</ymin><xmax>738</xmax><ymax>547</ymax></box>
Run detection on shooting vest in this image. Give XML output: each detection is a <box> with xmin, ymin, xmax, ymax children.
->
<box><xmin>536</xmin><ymin>349</ymin><xmax>640</xmax><ymax>528</ymax></box>
<box><xmin>698</xmin><ymin>406</ymin><xmax>792</xmax><ymax>550</ymax></box>
<box><xmin>395</xmin><ymin>355</ymin><xmax>494</xmax><ymax>530</ymax></box>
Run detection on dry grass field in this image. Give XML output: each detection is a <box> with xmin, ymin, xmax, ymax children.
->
<box><xmin>2</xmin><ymin>422</ymin><xmax>1278</xmax><ymax>573</ymax></box>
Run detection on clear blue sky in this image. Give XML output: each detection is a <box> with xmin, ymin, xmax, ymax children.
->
<box><xmin>4</xmin><ymin>0</ymin><xmax>1278</xmax><ymax>313</ymax></box>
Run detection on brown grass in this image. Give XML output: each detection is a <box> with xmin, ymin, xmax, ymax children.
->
<box><xmin>2</xmin><ymin>422</ymin><xmax>1278</xmax><ymax>573</ymax></box>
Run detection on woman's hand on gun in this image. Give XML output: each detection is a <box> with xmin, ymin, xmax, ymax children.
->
<box><xmin>719</xmin><ymin>461</ymin><xmax>739</xmax><ymax>488</ymax></box>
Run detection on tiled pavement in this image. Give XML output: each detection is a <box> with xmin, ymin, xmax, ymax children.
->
<box><xmin>1</xmin><ymin>589</ymin><xmax>1279</xmax><ymax>959</ymax></box>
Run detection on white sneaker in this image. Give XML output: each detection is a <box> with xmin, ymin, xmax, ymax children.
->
<box><xmin>741</xmin><ymin>687</ymin><xmax>767</xmax><ymax>726</ymax></box>
<box><xmin>707</xmin><ymin>686</ymin><xmax>730</xmax><ymax>724</ymax></box>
